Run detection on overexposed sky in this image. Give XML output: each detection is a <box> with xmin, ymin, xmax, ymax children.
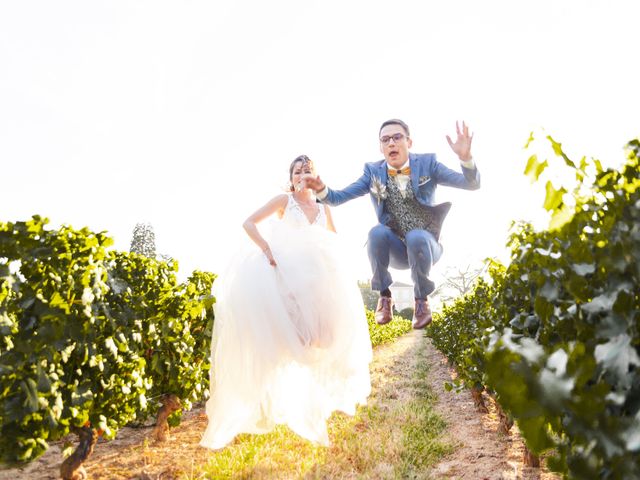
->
<box><xmin>2</xmin><ymin>1</ymin><xmax>638</xmax><ymax>283</ymax></box>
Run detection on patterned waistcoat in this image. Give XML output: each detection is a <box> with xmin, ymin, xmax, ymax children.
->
<box><xmin>384</xmin><ymin>178</ymin><xmax>449</xmax><ymax>241</ymax></box>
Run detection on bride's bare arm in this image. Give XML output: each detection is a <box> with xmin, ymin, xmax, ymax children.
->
<box><xmin>324</xmin><ymin>205</ymin><xmax>336</xmax><ymax>233</ymax></box>
<box><xmin>243</xmin><ymin>194</ymin><xmax>288</xmax><ymax>265</ymax></box>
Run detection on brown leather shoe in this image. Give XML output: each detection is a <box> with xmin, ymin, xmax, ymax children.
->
<box><xmin>375</xmin><ymin>296</ymin><xmax>394</xmax><ymax>325</ymax></box>
<box><xmin>412</xmin><ymin>298</ymin><xmax>432</xmax><ymax>329</ymax></box>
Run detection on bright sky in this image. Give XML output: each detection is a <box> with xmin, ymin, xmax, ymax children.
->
<box><xmin>2</xmin><ymin>1</ymin><xmax>638</xmax><ymax>284</ymax></box>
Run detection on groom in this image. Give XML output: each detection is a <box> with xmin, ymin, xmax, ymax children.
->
<box><xmin>303</xmin><ymin>119</ymin><xmax>480</xmax><ymax>329</ymax></box>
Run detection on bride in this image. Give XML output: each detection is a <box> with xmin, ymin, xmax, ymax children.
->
<box><xmin>200</xmin><ymin>155</ymin><xmax>372</xmax><ymax>449</ymax></box>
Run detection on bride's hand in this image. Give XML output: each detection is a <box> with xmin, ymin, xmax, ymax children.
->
<box><xmin>262</xmin><ymin>246</ymin><xmax>277</xmax><ymax>266</ymax></box>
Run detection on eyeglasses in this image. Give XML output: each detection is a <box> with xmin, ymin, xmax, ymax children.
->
<box><xmin>379</xmin><ymin>133</ymin><xmax>406</xmax><ymax>144</ymax></box>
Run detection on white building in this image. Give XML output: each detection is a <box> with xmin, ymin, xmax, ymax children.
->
<box><xmin>389</xmin><ymin>281</ymin><xmax>413</xmax><ymax>311</ymax></box>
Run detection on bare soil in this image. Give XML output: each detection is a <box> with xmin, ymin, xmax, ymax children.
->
<box><xmin>0</xmin><ymin>331</ymin><xmax>559</xmax><ymax>479</ymax></box>
<box><xmin>423</xmin><ymin>334</ymin><xmax>559</xmax><ymax>480</ymax></box>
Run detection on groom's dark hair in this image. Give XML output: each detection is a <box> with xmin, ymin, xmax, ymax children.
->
<box><xmin>379</xmin><ymin>119</ymin><xmax>410</xmax><ymax>137</ymax></box>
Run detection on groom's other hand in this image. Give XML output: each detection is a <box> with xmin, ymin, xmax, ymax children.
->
<box><xmin>446</xmin><ymin>120</ymin><xmax>474</xmax><ymax>163</ymax></box>
<box><xmin>301</xmin><ymin>174</ymin><xmax>326</xmax><ymax>193</ymax></box>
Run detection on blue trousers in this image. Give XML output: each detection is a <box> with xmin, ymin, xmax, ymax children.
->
<box><xmin>367</xmin><ymin>224</ymin><xmax>443</xmax><ymax>299</ymax></box>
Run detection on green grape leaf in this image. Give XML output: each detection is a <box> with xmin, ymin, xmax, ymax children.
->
<box><xmin>22</xmin><ymin>378</ymin><xmax>39</xmax><ymax>413</ymax></box>
<box><xmin>524</xmin><ymin>154</ymin><xmax>548</xmax><ymax>183</ymax></box>
<box><xmin>594</xmin><ymin>334</ymin><xmax>640</xmax><ymax>382</ymax></box>
<box><xmin>543</xmin><ymin>181</ymin><xmax>567</xmax><ymax>212</ymax></box>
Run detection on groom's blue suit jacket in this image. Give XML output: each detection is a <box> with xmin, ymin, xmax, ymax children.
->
<box><xmin>320</xmin><ymin>152</ymin><xmax>481</xmax><ymax>229</ymax></box>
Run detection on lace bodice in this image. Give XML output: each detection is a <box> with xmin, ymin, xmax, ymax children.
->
<box><xmin>282</xmin><ymin>194</ymin><xmax>327</xmax><ymax>228</ymax></box>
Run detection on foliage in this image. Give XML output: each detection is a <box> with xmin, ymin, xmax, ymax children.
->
<box><xmin>428</xmin><ymin>264</ymin><xmax>507</xmax><ymax>391</ymax></box>
<box><xmin>104</xmin><ymin>252</ymin><xmax>215</xmax><ymax>419</ymax></box>
<box><xmin>0</xmin><ymin>217</ymin><xmax>215</xmax><ymax>464</ymax></box>
<box><xmin>427</xmin><ymin>137</ymin><xmax>640</xmax><ymax>478</ymax></box>
<box><xmin>397</xmin><ymin>307</ymin><xmax>414</xmax><ymax>321</ymax></box>
<box><xmin>366</xmin><ymin>310</ymin><xmax>412</xmax><ymax>347</ymax></box>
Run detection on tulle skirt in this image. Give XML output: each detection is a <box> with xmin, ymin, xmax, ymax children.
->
<box><xmin>200</xmin><ymin>222</ymin><xmax>372</xmax><ymax>449</ymax></box>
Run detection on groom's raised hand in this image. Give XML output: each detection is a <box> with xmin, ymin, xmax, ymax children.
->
<box><xmin>301</xmin><ymin>174</ymin><xmax>326</xmax><ymax>193</ymax></box>
<box><xmin>446</xmin><ymin>121</ymin><xmax>473</xmax><ymax>162</ymax></box>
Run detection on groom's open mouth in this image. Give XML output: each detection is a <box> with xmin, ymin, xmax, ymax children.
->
<box><xmin>388</xmin><ymin>150</ymin><xmax>399</xmax><ymax>158</ymax></box>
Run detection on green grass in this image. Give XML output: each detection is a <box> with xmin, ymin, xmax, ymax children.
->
<box><xmin>199</xmin><ymin>426</ymin><xmax>327</xmax><ymax>478</ymax></box>
<box><xmin>367</xmin><ymin>310</ymin><xmax>412</xmax><ymax>347</ymax></box>
<box><xmin>397</xmin><ymin>354</ymin><xmax>453</xmax><ymax>477</ymax></box>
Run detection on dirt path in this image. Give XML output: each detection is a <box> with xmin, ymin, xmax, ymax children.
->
<box><xmin>1</xmin><ymin>331</ymin><xmax>559</xmax><ymax>479</ymax></box>
<box><xmin>423</xmin><ymin>334</ymin><xmax>559</xmax><ymax>480</ymax></box>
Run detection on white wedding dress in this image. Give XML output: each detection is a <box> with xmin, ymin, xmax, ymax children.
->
<box><xmin>200</xmin><ymin>194</ymin><xmax>372</xmax><ymax>449</ymax></box>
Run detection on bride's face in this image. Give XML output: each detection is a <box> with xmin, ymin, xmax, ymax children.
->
<box><xmin>291</xmin><ymin>160</ymin><xmax>315</xmax><ymax>190</ymax></box>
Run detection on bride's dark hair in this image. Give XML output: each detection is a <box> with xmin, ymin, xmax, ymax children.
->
<box><xmin>288</xmin><ymin>155</ymin><xmax>314</xmax><ymax>191</ymax></box>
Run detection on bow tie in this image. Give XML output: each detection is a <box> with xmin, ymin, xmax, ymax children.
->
<box><xmin>388</xmin><ymin>166</ymin><xmax>411</xmax><ymax>177</ymax></box>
